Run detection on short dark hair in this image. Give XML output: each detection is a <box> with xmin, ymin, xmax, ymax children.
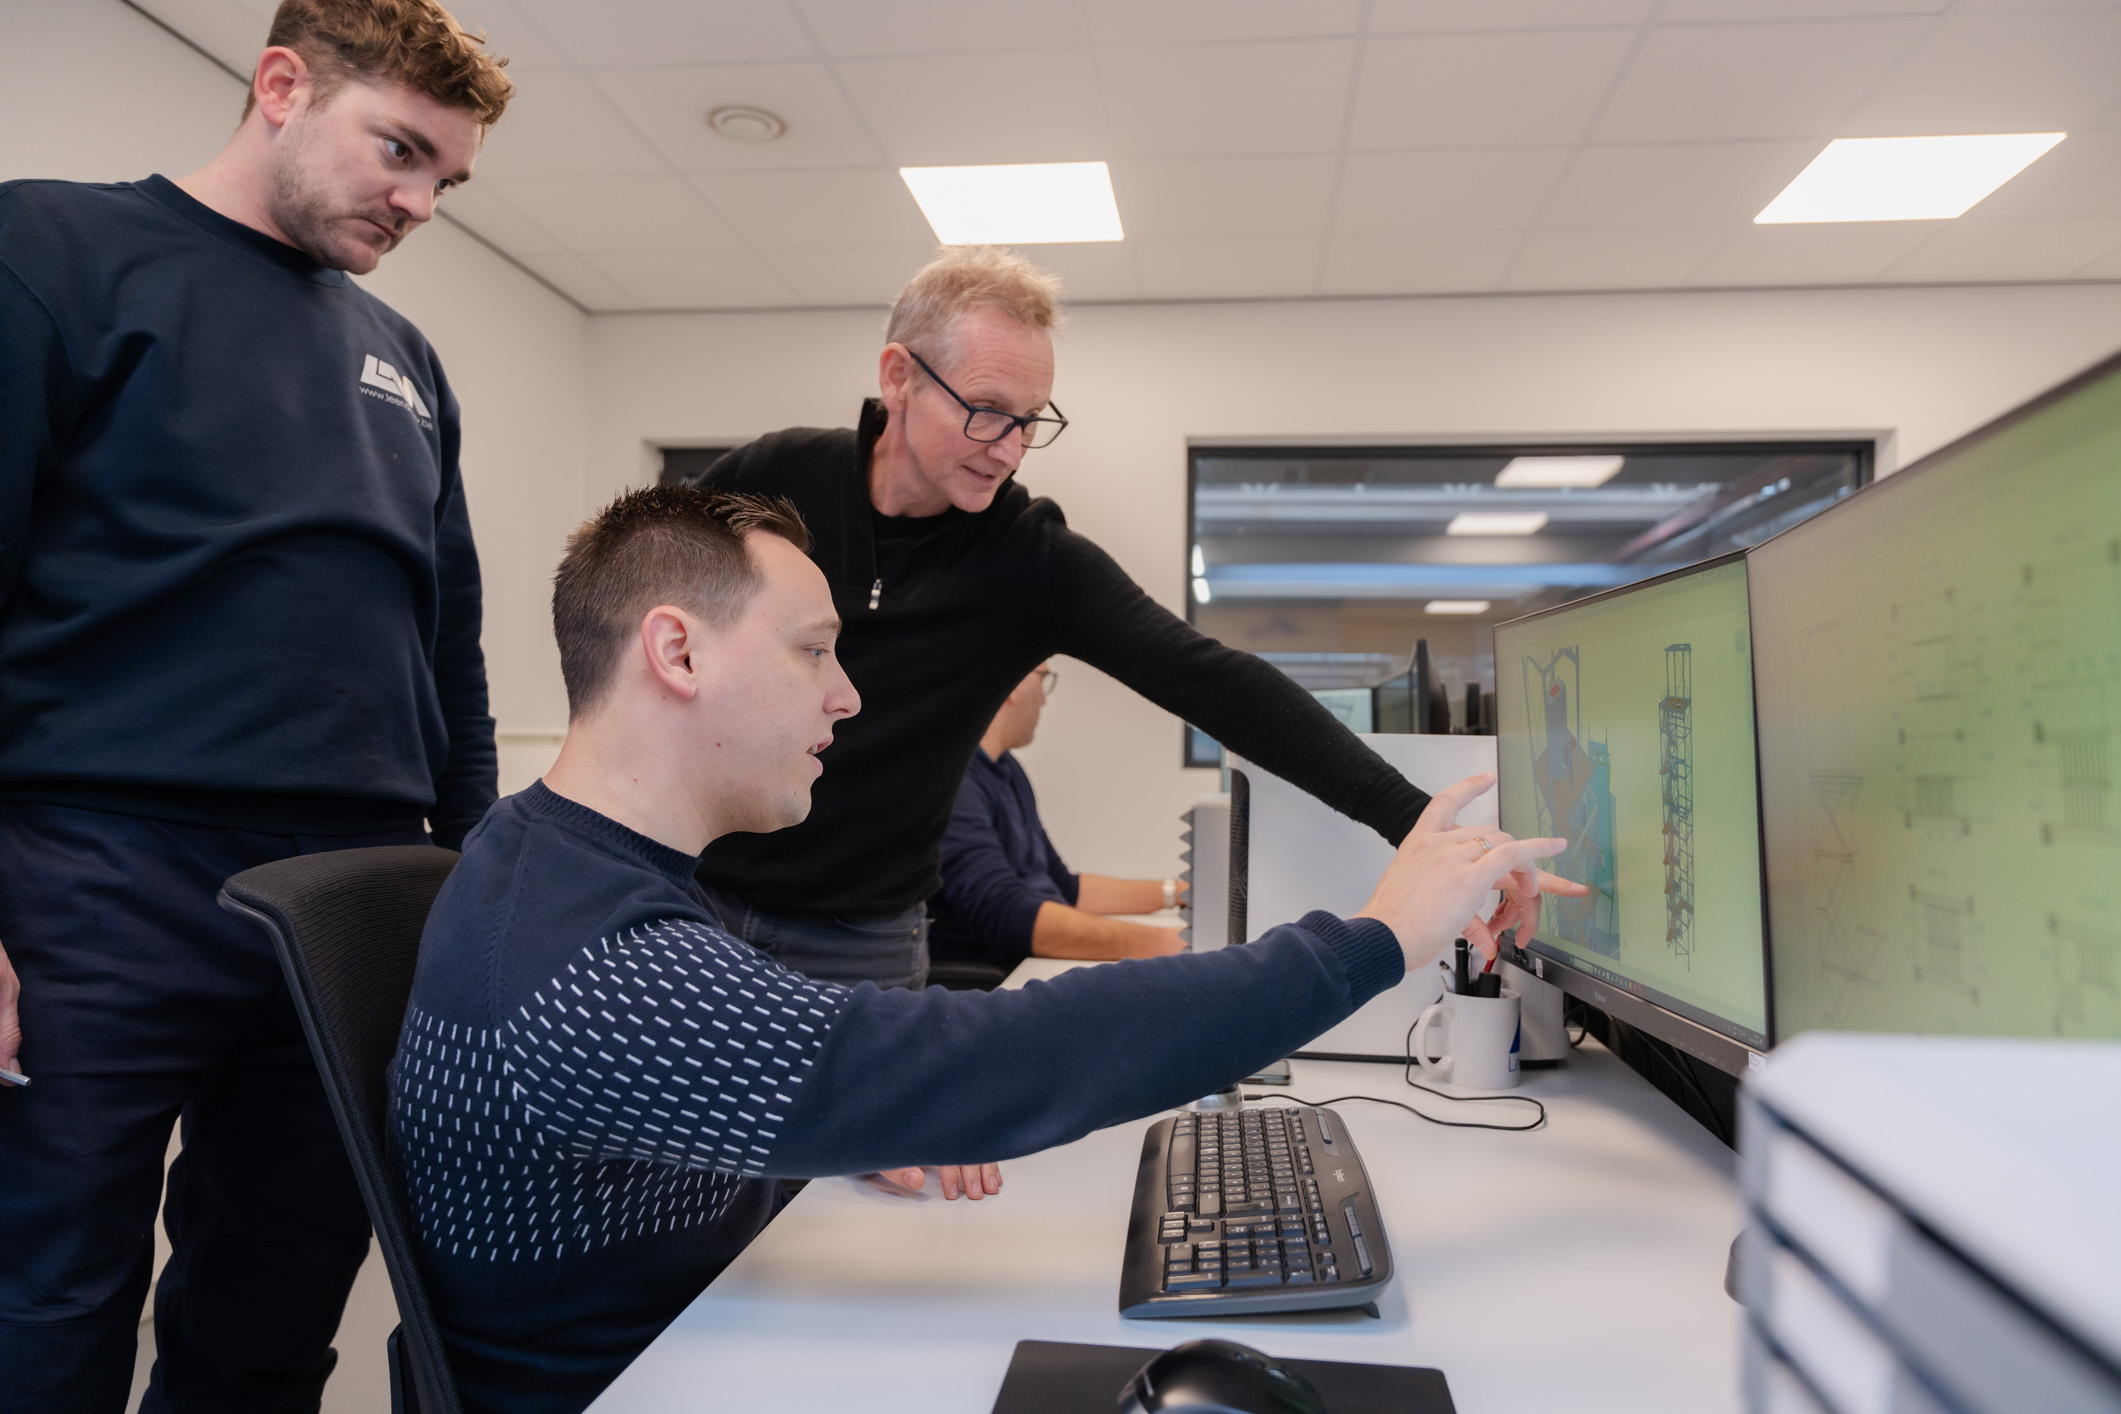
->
<box><xmin>246</xmin><ymin>0</ymin><xmax>515</xmax><ymax>127</ymax></box>
<box><xmin>553</xmin><ymin>487</ymin><xmax>812</xmax><ymax>721</ymax></box>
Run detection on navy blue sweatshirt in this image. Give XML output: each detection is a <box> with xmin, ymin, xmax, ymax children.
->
<box><xmin>390</xmin><ymin>783</ymin><xmax>1403</xmax><ymax>1413</ymax></box>
<box><xmin>0</xmin><ymin>176</ymin><xmax>494</xmax><ymax>844</ymax></box>
<box><xmin>930</xmin><ymin>748</ymin><xmax>1078</xmax><ymax>967</ymax></box>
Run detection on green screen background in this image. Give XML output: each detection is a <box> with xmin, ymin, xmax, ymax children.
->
<box><xmin>1754</xmin><ymin>361</ymin><xmax>2121</xmax><ymax>1041</ymax></box>
<box><xmin>1496</xmin><ymin>559</ymin><xmax>1767</xmax><ymax>1037</ymax></box>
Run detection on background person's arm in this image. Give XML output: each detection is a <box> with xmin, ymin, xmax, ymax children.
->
<box><xmin>1074</xmin><ymin>874</ymin><xmax>1185</xmax><ymax>916</ymax></box>
<box><xmin>1029</xmin><ymin>900</ymin><xmax>1184</xmax><ymax>960</ymax></box>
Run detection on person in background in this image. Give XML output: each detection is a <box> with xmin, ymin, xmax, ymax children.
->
<box><xmin>693</xmin><ymin>247</ymin><xmax>1434</xmax><ymax>996</ymax></box>
<box><xmin>0</xmin><ymin>3</ymin><xmax>511</xmax><ymax>1408</ymax></box>
<box><xmin>931</xmin><ymin>661</ymin><xmax>1189</xmax><ymax>970</ymax></box>
<box><xmin>392</xmin><ymin>484</ymin><xmax>1580</xmax><ymax>1414</ymax></box>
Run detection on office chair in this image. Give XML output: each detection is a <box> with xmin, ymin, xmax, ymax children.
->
<box><xmin>218</xmin><ymin>846</ymin><xmax>462</xmax><ymax>1414</ymax></box>
<box><xmin>926</xmin><ymin>961</ymin><xmax>1008</xmax><ymax>991</ymax></box>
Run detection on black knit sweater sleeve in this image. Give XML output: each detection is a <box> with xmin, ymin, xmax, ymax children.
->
<box><xmin>1039</xmin><ymin>510</ymin><xmax>1432</xmax><ymax>845</ymax></box>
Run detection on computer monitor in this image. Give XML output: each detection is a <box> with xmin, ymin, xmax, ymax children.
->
<box><xmin>1751</xmin><ymin>352</ymin><xmax>2121</xmax><ymax>1042</ymax></box>
<box><xmin>1494</xmin><ymin>553</ymin><xmax>1770</xmax><ymax>1074</ymax></box>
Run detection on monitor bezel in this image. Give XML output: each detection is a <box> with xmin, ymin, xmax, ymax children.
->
<box><xmin>1492</xmin><ymin>550</ymin><xmax>1773</xmax><ymax>1074</ymax></box>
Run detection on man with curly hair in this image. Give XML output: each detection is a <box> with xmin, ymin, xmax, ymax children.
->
<box><xmin>0</xmin><ymin>3</ymin><xmax>512</xmax><ymax>1408</ymax></box>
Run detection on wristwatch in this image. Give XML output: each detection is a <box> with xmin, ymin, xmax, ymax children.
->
<box><xmin>1161</xmin><ymin>878</ymin><xmax>1178</xmax><ymax>910</ymax></box>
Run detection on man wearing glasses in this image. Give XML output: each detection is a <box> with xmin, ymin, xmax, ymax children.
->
<box><xmin>693</xmin><ymin>246</ymin><xmax>1432</xmax><ymax>1003</ymax></box>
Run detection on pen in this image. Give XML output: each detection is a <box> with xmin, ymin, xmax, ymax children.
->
<box><xmin>0</xmin><ymin>1068</ymin><xmax>28</xmax><ymax>1087</ymax></box>
<box><xmin>1454</xmin><ymin>938</ymin><xmax>1471</xmax><ymax>996</ymax></box>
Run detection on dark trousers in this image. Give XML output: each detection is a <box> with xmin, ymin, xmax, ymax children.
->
<box><xmin>697</xmin><ymin>882</ymin><xmax>930</xmax><ymax>990</ymax></box>
<box><xmin>0</xmin><ymin>803</ymin><xmax>428</xmax><ymax>1414</ymax></box>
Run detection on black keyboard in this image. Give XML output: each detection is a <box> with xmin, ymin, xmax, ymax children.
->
<box><xmin>1119</xmin><ymin>1104</ymin><xmax>1393</xmax><ymax>1317</ymax></box>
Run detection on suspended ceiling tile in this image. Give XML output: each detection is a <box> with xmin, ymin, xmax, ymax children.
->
<box><xmin>437</xmin><ymin>0</ymin><xmax>571</xmax><ymax>72</ymax></box>
<box><xmin>759</xmin><ymin>244</ymin><xmax>941</xmax><ymax>305</ymax></box>
<box><xmin>1350</xmin><ymin>29</ymin><xmax>1637</xmax><ymax>150</ymax></box>
<box><xmin>834</xmin><ymin>49</ymin><xmax>1108</xmax><ymax>165</ymax></box>
<box><xmin>1660</xmin><ymin>0</ymin><xmax>1947</xmax><ymax>18</ymax></box>
<box><xmin>1132</xmin><ymin>237</ymin><xmax>1325</xmax><ymax>299</ymax></box>
<box><xmin>511</xmin><ymin>0</ymin><xmax>812</xmax><ymax>67</ymax></box>
<box><xmin>481</xmin><ymin>175</ymin><xmax>746</xmax><ymax>253</ymax></box>
<box><xmin>587</xmin><ymin>62</ymin><xmax>883</xmax><ymax>173</ymax></box>
<box><xmin>1095</xmin><ymin>40</ymin><xmax>1355</xmax><ymax>159</ymax></box>
<box><xmin>2076</xmin><ymin>242</ymin><xmax>2121</xmax><ymax>279</ymax></box>
<box><xmin>509</xmin><ymin>250</ymin><xmax>642</xmax><ymax>311</ymax></box>
<box><xmin>1319</xmin><ymin>231</ymin><xmax>1520</xmax><ymax>294</ymax></box>
<box><xmin>1592</xmin><ymin>18</ymin><xmax>1931</xmax><ymax>143</ymax></box>
<box><xmin>473</xmin><ymin>69</ymin><xmax>667</xmax><ymax>178</ymax></box>
<box><xmin>436</xmin><ymin>182</ymin><xmax>565</xmax><ymax>255</ymax></box>
<box><xmin>792</xmin><ymin>0</ymin><xmax>1089</xmax><ymax>57</ymax></box>
<box><xmin>588</xmin><ymin>249</ymin><xmax>801</xmax><ymax>309</ymax></box>
<box><xmin>692</xmin><ymin>169</ymin><xmax>934</xmax><ymax>249</ymax></box>
<box><xmin>1502</xmin><ymin>224</ymin><xmax>1729</xmax><ymax>290</ymax></box>
<box><xmin>1332</xmin><ymin>148</ymin><xmax>1572</xmax><ymax>233</ymax></box>
<box><xmin>1012</xmin><ymin>241</ymin><xmax>1142</xmax><ymax>302</ymax></box>
<box><xmin>129</xmin><ymin>0</ymin><xmax>266</xmax><ymax>73</ymax></box>
<box><xmin>1540</xmin><ymin>140</ymin><xmax>1821</xmax><ymax>226</ymax></box>
<box><xmin>1107</xmin><ymin>155</ymin><xmax>1337</xmax><ymax>241</ymax></box>
<box><xmin>1687</xmin><ymin>220</ymin><xmax>1946</xmax><ymax>285</ymax></box>
<box><xmin>1970</xmin><ymin>130</ymin><xmax>2121</xmax><ymax>217</ymax></box>
<box><xmin>1838</xmin><ymin>10</ymin><xmax>2121</xmax><ymax>135</ymax></box>
<box><xmin>1081</xmin><ymin>0</ymin><xmax>1363</xmax><ymax>45</ymax></box>
<box><xmin>1881</xmin><ymin>214</ymin><xmax>2121</xmax><ymax>280</ymax></box>
<box><xmin>1369</xmin><ymin>0</ymin><xmax>1656</xmax><ymax>31</ymax></box>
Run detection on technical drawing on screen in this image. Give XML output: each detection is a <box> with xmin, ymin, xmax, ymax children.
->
<box><xmin>1751</xmin><ymin>353</ymin><xmax>2121</xmax><ymax>1042</ymax></box>
<box><xmin>1495</xmin><ymin>556</ymin><xmax>1769</xmax><ymax>1048</ymax></box>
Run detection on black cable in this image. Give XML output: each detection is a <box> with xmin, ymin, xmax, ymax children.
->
<box><xmin>1624</xmin><ymin>1027</ymin><xmax>1731</xmax><ymax>1146</ymax></box>
<box><xmin>1249</xmin><ymin>1089</ymin><xmax>1545</xmax><ymax>1133</ymax></box>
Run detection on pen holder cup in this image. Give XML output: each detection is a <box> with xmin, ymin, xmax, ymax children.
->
<box><xmin>1412</xmin><ymin>989</ymin><xmax>1522</xmax><ymax>1091</ymax></box>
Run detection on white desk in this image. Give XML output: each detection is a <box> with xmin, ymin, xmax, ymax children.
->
<box><xmin>590</xmin><ymin>960</ymin><xmax>1745</xmax><ymax>1414</ymax></box>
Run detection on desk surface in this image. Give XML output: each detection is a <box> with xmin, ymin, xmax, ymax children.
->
<box><xmin>590</xmin><ymin>960</ymin><xmax>1744</xmax><ymax>1414</ymax></box>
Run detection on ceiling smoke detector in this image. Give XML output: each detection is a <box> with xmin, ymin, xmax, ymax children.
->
<box><xmin>707</xmin><ymin>106</ymin><xmax>785</xmax><ymax>143</ymax></box>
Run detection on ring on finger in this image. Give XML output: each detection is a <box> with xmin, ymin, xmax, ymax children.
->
<box><xmin>1474</xmin><ymin>835</ymin><xmax>1493</xmax><ymax>853</ymax></box>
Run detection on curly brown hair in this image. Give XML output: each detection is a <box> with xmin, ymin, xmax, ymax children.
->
<box><xmin>244</xmin><ymin>0</ymin><xmax>514</xmax><ymax>127</ymax></box>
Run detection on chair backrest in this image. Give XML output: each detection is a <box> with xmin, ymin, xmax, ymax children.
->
<box><xmin>219</xmin><ymin>845</ymin><xmax>462</xmax><ymax>1414</ymax></box>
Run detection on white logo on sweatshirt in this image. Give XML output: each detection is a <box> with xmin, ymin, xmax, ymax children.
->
<box><xmin>359</xmin><ymin>354</ymin><xmax>433</xmax><ymax>423</ymax></box>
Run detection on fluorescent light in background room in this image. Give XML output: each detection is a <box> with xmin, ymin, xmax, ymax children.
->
<box><xmin>1447</xmin><ymin>512</ymin><xmax>1548</xmax><ymax>536</ymax></box>
<box><xmin>1190</xmin><ymin>544</ymin><xmax>1206</xmax><ymax>577</ymax></box>
<box><xmin>1756</xmin><ymin>134</ymin><xmax>2065</xmax><ymax>223</ymax></box>
<box><xmin>1191</xmin><ymin>576</ymin><xmax>1212</xmax><ymax>605</ymax></box>
<box><xmin>900</xmin><ymin>162</ymin><xmax>1124</xmax><ymax>245</ymax></box>
<box><xmin>1495</xmin><ymin>455</ymin><xmax>1625</xmax><ymax>489</ymax></box>
<box><xmin>1425</xmin><ymin>600</ymin><xmax>1492</xmax><ymax>615</ymax></box>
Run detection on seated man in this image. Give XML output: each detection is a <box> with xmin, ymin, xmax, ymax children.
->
<box><xmin>391</xmin><ymin>486</ymin><xmax>1578</xmax><ymax>1414</ymax></box>
<box><xmin>931</xmin><ymin>661</ymin><xmax>1188</xmax><ymax>968</ymax></box>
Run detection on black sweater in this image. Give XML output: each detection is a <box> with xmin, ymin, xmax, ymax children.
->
<box><xmin>697</xmin><ymin>401</ymin><xmax>1430</xmax><ymax>915</ymax></box>
<box><xmin>391</xmin><ymin>781</ymin><xmax>1404</xmax><ymax>1413</ymax></box>
<box><xmin>0</xmin><ymin>176</ymin><xmax>494</xmax><ymax>844</ymax></box>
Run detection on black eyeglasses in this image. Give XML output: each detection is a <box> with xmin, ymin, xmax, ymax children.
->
<box><xmin>905</xmin><ymin>349</ymin><xmax>1068</xmax><ymax>450</ymax></box>
<box><xmin>1040</xmin><ymin>668</ymin><xmax>1059</xmax><ymax>696</ymax></box>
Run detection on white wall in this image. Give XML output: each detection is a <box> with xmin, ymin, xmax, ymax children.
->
<box><xmin>0</xmin><ymin>0</ymin><xmax>593</xmax><ymax>792</ymax></box>
<box><xmin>589</xmin><ymin>282</ymin><xmax>2121</xmax><ymax>880</ymax></box>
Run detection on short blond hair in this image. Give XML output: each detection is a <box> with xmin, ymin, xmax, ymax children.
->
<box><xmin>884</xmin><ymin>247</ymin><xmax>1062</xmax><ymax>368</ymax></box>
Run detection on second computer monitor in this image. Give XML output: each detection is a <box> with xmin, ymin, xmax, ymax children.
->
<box><xmin>1494</xmin><ymin>554</ymin><xmax>1770</xmax><ymax>1067</ymax></box>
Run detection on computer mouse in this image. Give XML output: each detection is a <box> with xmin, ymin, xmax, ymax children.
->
<box><xmin>1118</xmin><ymin>1338</ymin><xmax>1328</xmax><ymax>1414</ymax></box>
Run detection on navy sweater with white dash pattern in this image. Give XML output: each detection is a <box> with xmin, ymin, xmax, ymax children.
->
<box><xmin>391</xmin><ymin>780</ymin><xmax>1405</xmax><ymax>1414</ymax></box>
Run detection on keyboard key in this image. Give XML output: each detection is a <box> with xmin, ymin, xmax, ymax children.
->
<box><xmin>1285</xmin><ymin>1269</ymin><xmax>1316</xmax><ymax>1285</ymax></box>
<box><xmin>1165</xmin><ymin>1271</ymin><xmax>1223</xmax><ymax>1291</ymax></box>
<box><xmin>1353</xmin><ymin>1235</ymin><xmax>1374</xmax><ymax>1276</ymax></box>
<box><xmin>1227</xmin><ymin>1268</ymin><xmax>1285</xmax><ymax>1288</ymax></box>
<box><xmin>1199</xmin><ymin>1194</ymin><xmax>1221</xmax><ymax>1217</ymax></box>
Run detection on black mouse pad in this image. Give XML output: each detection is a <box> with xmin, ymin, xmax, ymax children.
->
<box><xmin>990</xmin><ymin>1340</ymin><xmax>1455</xmax><ymax>1414</ymax></box>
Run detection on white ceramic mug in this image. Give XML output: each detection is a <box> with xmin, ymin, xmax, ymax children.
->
<box><xmin>1412</xmin><ymin>989</ymin><xmax>1522</xmax><ymax>1090</ymax></box>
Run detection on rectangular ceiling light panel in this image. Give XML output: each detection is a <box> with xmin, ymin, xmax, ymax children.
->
<box><xmin>1425</xmin><ymin>600</ymin><xmax>1492</xmax><ymax>615</ymax></box>
<box><xmin>900</xmin><ymin>162</ymin><xmax>1125</xmax><ymax>245</ymax></box>
<box><xmin>1756</xmin><ymin>134</ymin><xmax>2065</xmax><ymax>224</ymax></box>
<box><xmin>1494</xmin><ymin>455</ymin><xmax>1625</xmax><ymax>489</ymax></box>
<box><xmin>1447</xmin><ymin>511</ymin><xmax>1549</xmax><ymax>536</ymax></box>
